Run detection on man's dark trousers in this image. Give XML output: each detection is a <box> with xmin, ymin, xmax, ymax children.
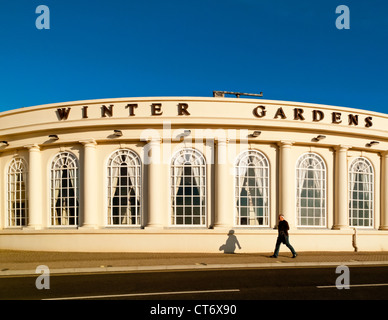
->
<box><xmin>273</xmin><ymin>235</ymin><xmax>296</xmax><ymax>257</ymax></box>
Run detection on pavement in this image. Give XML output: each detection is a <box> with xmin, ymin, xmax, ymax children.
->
<box><xmin>1</xmin><ymin>250</ymin><xmax>388</xmax><ymax>276</ymax></box>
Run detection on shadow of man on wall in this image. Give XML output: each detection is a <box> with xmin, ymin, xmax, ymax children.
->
<box><xmin>219</xmin><ymin>230</ymin><xmax>242</xmax><ymax>254</ymax></box>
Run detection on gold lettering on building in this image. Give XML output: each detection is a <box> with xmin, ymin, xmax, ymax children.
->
<box><xmin>55</xmin><ymin>103</ymin><xmax>373</xmax><ymax>128</ymax></box>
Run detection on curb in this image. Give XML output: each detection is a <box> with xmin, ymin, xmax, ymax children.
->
<box><xmin>1</xmin><ymin>260</ymin><xmax>388</xmax><ymax>277</ymax></box>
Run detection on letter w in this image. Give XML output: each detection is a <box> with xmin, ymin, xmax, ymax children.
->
<box><xmin>57</xmin><ymin>108</ymin><xmax>71</xmax><ymax>120</ymax></box>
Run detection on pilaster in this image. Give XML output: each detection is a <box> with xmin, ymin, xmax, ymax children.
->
<box><xmin>277</xmin><ymin>141</ymin><xmax>295</xmax><ymax>228</ymax></box>
<box><xmin>145</xmin><ymin>138</ymin><xmax>163</xmax><ymax>228</ymax></box>
<box><xmin>380</xmin><ymin>151</ymin><xmax>388</xmax><ymax>230</ymax></box>
<box><xmin>333</xmin><ymin>145</ymin><xmax>351</xmax><ymax>230</ymax></box>
<box><xmin>25</xmin><ymin>144</ymin><xmax>43</xmax><ymax>229</ymax></box>
<box><xmin>79</xmin><ymin>139</ymin><xmax>99</xmax><ymax>229</ymax></box>
<box><xmin>214</xmin><ymin>138</ymin><xmax>233</xmax><ymax>228</ymax></box>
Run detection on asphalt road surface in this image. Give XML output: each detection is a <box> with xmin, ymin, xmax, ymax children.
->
<box><xmin>1</xmin><ymin>266</ymin><xmax>387</xmax><ymax>306</ymax></box>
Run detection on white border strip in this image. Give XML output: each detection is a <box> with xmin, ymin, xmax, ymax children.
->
<box><xmin>317</xmin><ymin>283</ymin><xmax>388</xmax><ymax>289</ymax></box>
<box><xmin>43</xmin><ymin>289</ymin><xmax>241</xmax><ymax>300</ymax></box>
<box><xmin>1</xmin><ymin>260</ymin><xmax>388</xmax><ymax>277</ymax></box>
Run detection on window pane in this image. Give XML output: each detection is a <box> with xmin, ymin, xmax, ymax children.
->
<box><xmin>107</xmin><ymin>149</ymin><xmax>142</xmax><ymax>226</ymax></box>
<box><xmin>235</xmin><ymin>150</ymin><xmax>270</xmax><ymax>227</ymax></box>
<box><xmin>296</xmin><ymin>153</ymin><xmax>326</xmax><ymax>227</ymax></box>
<box><xmin>171</xmin><ymin>149</ymin><xmax>206</xmax><ymax>226</ymax></box>
<box><xmin>349</xmin><ymin>158</ymin><xmax>374</xmax><ymax>228</ymax></box>
<box><xmin>51</xmin><ymin>152</ymin><xmax>79</xmax><ymax>227</ymax></box>
<box><xmin>7</xmin><ymin>158</ymin><xmax>28</xmax><ymax>227</ymax></box>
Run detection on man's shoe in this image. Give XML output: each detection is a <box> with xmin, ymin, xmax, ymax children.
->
<box><xmin>292</xmin><ymin>253</ymin><xmax>297</xmax><ymax>258</ymax></box>
<box><xmin>270</xmin><ymin>255</ymin><xmax>277</xmax><ymax>258</ymax></box>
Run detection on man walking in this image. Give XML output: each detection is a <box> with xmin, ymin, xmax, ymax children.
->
<box><xmin>270</xmin><ymin>214</ymin><xmax>297</xmax><ymax>258</ymax></box>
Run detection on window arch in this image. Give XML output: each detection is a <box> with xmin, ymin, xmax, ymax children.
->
<box><xmin>349</xmin><ymin>157</ymin><xmax>374</xmax><ymax>228</ymax></box>
<box><xmin>296</xmin><ymin>153</ymin><xmax>326</xmax><ymax>227</ymax></box>
<box><xmin>171</xmin><ymin>148</ymin><xmax>206</xmax><ymax>226</ymax></box>
<box><xmin>7</xmin><ymin>158</ymin><xmax>28</xmax><ymax>227</ymax></box>
<box><xmin>50</xmin><ymin>152</ymin><xmax>79</xmax><ymax>226</ymax></box>
<box><xmin>235</xmin><ymin>150</ymin><xmax>270</xmax><ymax>226</ymax></box>
<box><xmin>107</xmin><ymin>149</ymin><xmax>142</xmax><ymax>226</ymax></box>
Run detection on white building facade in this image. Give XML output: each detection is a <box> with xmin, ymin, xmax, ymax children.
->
<box><xmin>0</xmin><ymin>97</ymin><xmax>387</xmax><ymax>252</ymax></box>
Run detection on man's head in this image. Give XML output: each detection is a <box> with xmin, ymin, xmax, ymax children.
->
<box><xmin>279</xmin><ymin>214</ymin><xmax>285</xmax><ymax>221</ymax></box>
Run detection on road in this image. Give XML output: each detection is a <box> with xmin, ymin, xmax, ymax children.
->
<box><xmin>1</xmin><ymin>266</ymin><xmax>387</xmax><ymax>303</ymax></box>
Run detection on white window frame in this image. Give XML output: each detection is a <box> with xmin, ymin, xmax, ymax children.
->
<box><xmin>234</xmin><ymin>150</ymin><xmax>270</xmax><ymax>227</ymax></box>
<box><xmin>7</xmin><ymin>158</ymin><xmax>28</xmax><ymax>227</ymax></box>
<box><xmin>50</xmin><ymin>152</ymin><xmax>79</xmax><ymax>227</ymax></box>
<box><xmin>106</xmin><ymin>149</ymin><xmax>142</xmax><ymax>227</ymax></box>
<box><xmin>295</xmin><ymin>152</ymin><xmax>327</xmax><ymax>228</ymax></box>
<box><xmin>170</xmin><ymin>148</ymin><xmax>207</xmax><ymax>227</ymax></box>
<box><xmin>349</xmin><ymin>157</ymin><xmax>374</xmax><ymax>229</ymax></box>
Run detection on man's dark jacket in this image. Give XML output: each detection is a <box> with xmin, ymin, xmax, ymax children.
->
<box><xmin>277</xmin><ymin>220</ymin><xmax>290</xmax><ymax>244</ymax></box>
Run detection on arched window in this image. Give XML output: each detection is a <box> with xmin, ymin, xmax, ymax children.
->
<box><xmin>7</xmin><ymin>158</ymin><xmax>28</xmax><ymax>227</ymax></box>
<box><xmin>349</xmin><ymin>157</ymin><xmax>374</xmax><ymax>228</ymax></box>
<box><xmin>171</xmin><ymin>148</ymin><xmax>206</xmax><ymax>226</ymax></box>
<box><xmin>107</xmin><ymin>149</ymin><xmax>142</xmax><ymax>226</ymax></box>
<box><xmin>51</xmin><ymin>152</ymin><xmax>79</xmax><ymax>226</ymax></box>
<box><xmin>235</xmin><ymin>150</ymin><xmax>270</xmax><ymax>226</ymax></box>
<box><xmin>296</xmin><ymin>153</ymin><xmax>326</xmax><ymax>227</ymax></box>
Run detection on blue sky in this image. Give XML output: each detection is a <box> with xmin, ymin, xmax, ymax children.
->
<box><xmin>0</xmin><ymin>0</ymin><xmax>387</xmax><ymax>113</ymax></box>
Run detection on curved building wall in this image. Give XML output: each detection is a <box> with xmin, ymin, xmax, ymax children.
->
<box><xmin>0</xmin><ymin>97</ymin><xmax>387</xmax><ymax>252</ymax></box>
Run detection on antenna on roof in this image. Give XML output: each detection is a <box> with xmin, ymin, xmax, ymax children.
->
<box><xmin>213</xmin><ymin>91</ymin><xmax>263</xmax><ymax>98</ymax></box>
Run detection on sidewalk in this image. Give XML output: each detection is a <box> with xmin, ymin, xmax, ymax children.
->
<box><xmin>1</xmin><ymin>250</ymin><xmax>388</xmax><ymax>276</ymax></box>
